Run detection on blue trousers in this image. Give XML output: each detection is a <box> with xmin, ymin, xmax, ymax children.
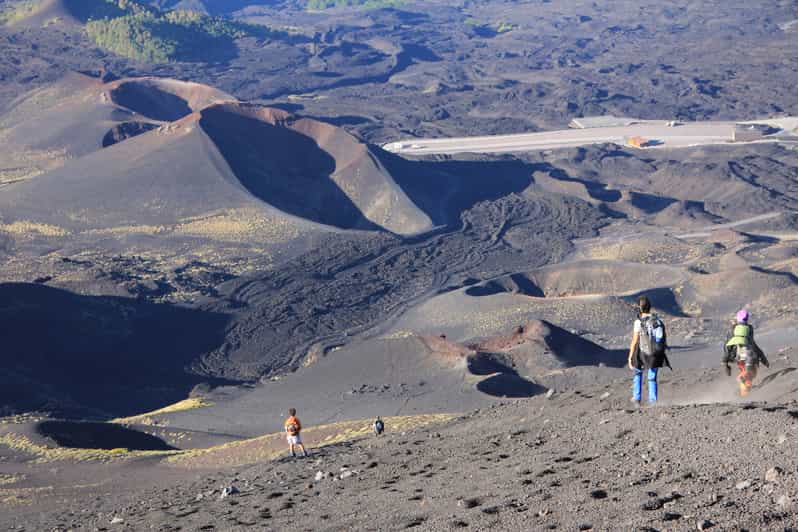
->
<box><xmin>632</xmin><ymin>368</ymin><xmax>658</xmax><ymax>403</ymax></box>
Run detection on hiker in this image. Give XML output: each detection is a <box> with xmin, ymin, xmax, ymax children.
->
<box><xmin>284</xmin><ymin>408</ymin><xmax>308</xmax><ymax>458</ymax></box>
<box><xmin>627</xmin><ymin>296</ymin><xmax>670</xmax><ymax>405</ymax></box>
<box><xmin>373</xmin><ymin>416</ymin><xmax>385</xmax><ymax>436</ymax></box>
<box><xmin>723</xmin><ymin>309</ymin><xmax>769</xmax><ymax>397</ymax></box>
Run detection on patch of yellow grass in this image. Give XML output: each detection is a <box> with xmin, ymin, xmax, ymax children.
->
<box><xmin>381</xmin><ymin>330</ymin><xmax>416</xmax><ymax>340</ymax></box>
<box><xmin>84</xmin><ymin>224</ymin><xmax>168</xmax><ymax>237</ymax></box>
<box><xmin>112</xmin><ymin>397</ymin><xmax>213</xmax><ymax>425</ymax></box>
<box><xmin>168</xmin><ymin>413</ymin><xmax>458</xmax><ymax>469</ymax></box>
<box><xmin>0</xmin><ymin>473</ymin><xmax>24</xmax><ymax>486</ymax></box>
<box><xmin>174</xmin><ymin>208</ymin><xmax>304</xmax><ymax>244</ymax></box>
<box><xmin>1</xmin><ymin>494</ymin><xmax>31</xmax><ymax>505</ymax></box>
<box><xmin>0</xmin><ymin>433</ymin><xmax>180</xmax><ymax>464</ymax></box>
<box><xmin>287</xmin><ymin>93</ymin><xmax>327</xmax><ymax>102</ymax></box>
<box><xmin>0</xmin><ymin>1</ymin><xmax>39</xmax><ymax>26</ymax></box>
<box><xmin>0</xmin><ymin>482</ymin><xmax>104</xmax><ymax>506</ymax></box>
<box><xmin>0</xmin><ymin>220</ymin><xmax>70</xmax><ymax>237</ymax></box>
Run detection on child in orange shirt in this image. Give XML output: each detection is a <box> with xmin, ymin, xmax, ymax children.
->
<box><xmin>284</xmin><ymin>408</ymin><xmax>308</xmax><ymax>458</ymax></box>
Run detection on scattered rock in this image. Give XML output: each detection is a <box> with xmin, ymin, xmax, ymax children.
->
<box><xmin>340</xmin><ymin>470</ymin><xmax>354</xmax><ymax>480</ymax></box>
<box><xmin>599</xmin><ymin>391</ymin><xmax>611</xmax><ymax>400</ymax></box>
<box><xmin>641</xmin><ymin>499</ymin><xmax>664</xmax><ymax>511</ymax></box>
<box><xmin>777</xmin><ymin>494</ymin><xmax>791</xmax><ymax>507</ymax></box>
<box><xmin>765</xmin><ymin>467</ymin><xmax>782</xmax><ymax>483</ymax></box>
<box><xmin>220</xmin><ymin>485</ymin><xmax>239</xmax><ymax>499</ymax></box>
<box><xmin>777</xmin><ymin>434</ymin><xmax>788</xmax><ymax>445</ymax></box>
<box><xmin>697</xmin><ymin>519</ymin><xmax>714</xmax><ymax>530</ymax></box>
<box><xmin>110</xmin><ymin>516</ymin><xmax>124</xmax><ymax>524</ymax></box>
<box><xmin>663</xmin><ymin>512</ymin><xmax>682</xmax><ymax>521</ymax></box>
<box><xmin>545</xmin><ymin>389</ymin><xmax>556</xmax><ymax>399</ymax></box>
<box><xmin>590</xmin><ymin>489</ymin><xmax>608</xmax><ymax>500</ymax></box>
<box><xmin>458</xmin><ymin>498</ymin><xmax>481</xmax><ymax>509</ymax></box>
<box><xmin>314</xmin><ymin>471</ymin><xmax>326</xmax><ymax>482</ymax></box>
<box><xmin>735</xmin><ymin>480</ymin><xmax>752</xmax><ymax>490</ymax></box>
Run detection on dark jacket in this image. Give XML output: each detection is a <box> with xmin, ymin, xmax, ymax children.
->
<box><xmin>723</xmin><ymin>323</ymin><xmax>768</xmax><ymax>366</ymax></box>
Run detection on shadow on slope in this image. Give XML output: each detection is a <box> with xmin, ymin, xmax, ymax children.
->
<box><xmin>36</xmin><ymin>420</ymin><xmax>177</xmax><ymax>451</ymax></box>
<box><xmin>625</xmin><ymin>287</ymin><xmax>690</xmax><ymax>318</ymax></box>
<box><xmin>466</xmin><ymin>274</ymin><xmax>544</xmax><ymax>297</ymax></box>
<box><xmin>199</xmin><ymin>105</ymin><xmax>381</xmax><ymax>231</ymax></box>
<box><xmin>379</xmin><ymin>152</ymin><xmax>536</xmax><ymax>226</ymax></box>
<box><xmin>467</xmin><ymin>351</ymin><xmax>546</xmax><ymax>398</ymax></box>
<box><xmin>107</xmin><ymin>78</ymin><xmax>232</xmax><ymax>122</ymax></box>
<box><xmin>0</xmin><ymin>283</ymin><xmax>233</xmax><ymax>418</ymax></box>
<box><xmin>110</xmin><ymin>82</ymin><xmax>192</xmax><ymax>122</ymax></box>
<box><xmin>476</xmin><ymin>320</ymin><xmax>627</xmax><ymax>370</ymax></box>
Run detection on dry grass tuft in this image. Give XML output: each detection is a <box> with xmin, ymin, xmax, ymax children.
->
<box><xmin>111</xmin><ymin>397</ymin><xmax>213</xmax><ymax>425</ymax></box>
<box><xmin>168</xmin><ymin>413</ymin><xmax>458</xmax><ymax>469</ymax></box>
<box><xmin>0</xmin><ymin>433</ymin><xmax>180</xmax><ymax>464</ymax></box>
<box><xmin>0</xmin><ymin>221</ymin><xmax>70</xmax><ymax>237</ymax></box>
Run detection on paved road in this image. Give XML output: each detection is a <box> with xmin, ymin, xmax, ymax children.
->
<box><xmin>384</xmin><ymin>118</ymin><xmax>798</xmax><ymax>156</ymax></box>
<box><xmin>675</xmin><ymin>212</ymin><xmax>785</xmax><ymax>239</ymax></box>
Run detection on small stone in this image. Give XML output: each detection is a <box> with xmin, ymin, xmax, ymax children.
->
<box><xmin>314</xmin><ymin>471</ymin><xmax>325</xmax><ymax>482</ymax></box>
<box><xmin>195</xmin><ymin>493</ymin><xmax>204</xmax><ymax>501</ymax></box>
<box><xmin>777</xmin><ymin>434</ymin><xmax>788</xmax><ymax>445</ymax></box>
<box><xmin>590</xmin><ymin>489</ymin><xmax>608</xmax><ymax>500</ymax></box>
<box><xmin>765</xmin><ymin>467</ymin><xmax>782</xmax><ymax>483</ymax></box>
<box><xmin>697</xmin><ymin>519</ymin><xmax>714</xmax><ymax>530</ymax></box>
<box><xmin>458</xmin><ymin>498</ymin><xmax>481</xmax><ymax>509</ymax></box>
<box><xmin>735</xmin><ymin>480</ymin><xmax>752</xmax><ymax>490</ymax></box>
<box><xmin>110</xmin><ymin>517</ymin><xmax>124</xmax><ymax>524</ymax></box>
<box><xmin>339</xmin><ymin>470</ymin><xmax>354</xmax><ymax>480</ymax></box>
<box><xmin>777</xmin><ymin>494</ymin><xmax>791</xmax><ymax>507</ymax></box>
<box><xmin>599</xmin><ymin>392</ymin><xmax>611</xmax><ymax>400</ymax></box>
<box><xmin>663</xmin><ymin>512</ymin><xmax>682</xmax><ymax>521</ymax></box>
<box><xmin>642</xmin><ymin>499</ymin><xmax>663</xmax><ymax>511</ymax></box>
<box><xmin>545</xmin><ymin>389</ymin><xmax>555</xmax><ymax>399</ymax></box>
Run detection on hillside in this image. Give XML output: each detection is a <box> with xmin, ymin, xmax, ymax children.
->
<box><xmin>0</xmin><ymin>74</ymin><xmax>434</xmax><ymax>241</ymax></box>
<box><xmin>4</xmin><ymin>358</ymin><xmax>798</xmax><ymax>530</ymax></box>
<box><xmin>4</xmin><ymin>0</ymin><xmax>274</xmax><ymax>62</ymax></box>
<box><xmin>1</xmin><ymin>0</ymin><xmax>798</xmax><ymax>529</ymax></box>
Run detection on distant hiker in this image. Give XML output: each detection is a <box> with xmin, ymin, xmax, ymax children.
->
<box><xmin>373</xmin><ymin>417</ymin><xmax>385</xmax><ymax>436</ymax></box>
<box><xmin>723</xmin><ymin>309</ymin><xmax>769</xmax><ymax>397</ymax></box>
<box><xmin>284</xmin><ymin>408</ymin><xmax>308</xmax><ymax>458</ymax></box>
<box><xmin>627</xmin><ymin>296</ymin><xmax>670</xmax><ymax>405</ymax></box>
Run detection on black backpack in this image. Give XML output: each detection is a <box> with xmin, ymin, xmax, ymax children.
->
<box><xmin>374</xmin><ymin>419</ymin><xmax>384</xmax><ymax>435</ymax></box>
<box><xmin>639</xmin><ymin>315</ymin><xmax>667</xmax><ymax>357</ymax></box>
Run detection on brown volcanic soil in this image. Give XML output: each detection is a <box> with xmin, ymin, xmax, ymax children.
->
<box><xmin>4</xmin><ymin>357</ymin><xmax>798</xmax><ymax>531</ymax></box>
<box><xmin>0</xmin><ymin>75</ymin><xmax>607</xmax><ymax>415</ymax></box>
<box><xmin>0</xmin><ymin>2</ymin><xmax>797</xmax><ymax>528</ymax></box>
<box><xmin>107</xmin><ymin>77</ymin><xmax>233</xmax><ymax>121</ymax></box>
<box><xmin>198</xmin><ymin>102</ymin><xmax>434</xmax><ymax>234</ymax></box>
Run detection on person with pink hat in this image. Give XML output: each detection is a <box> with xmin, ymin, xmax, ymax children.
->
<box><xmin>723</xmin><ymin>309</ymin><xmax>769</xmax><ymax>396</ymax></box>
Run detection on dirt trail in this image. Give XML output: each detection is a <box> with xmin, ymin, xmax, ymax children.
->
<box><xmin>6</xmin><ymin>359</ymin><xmax>798</xmax><ymax>531</ymax></box>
